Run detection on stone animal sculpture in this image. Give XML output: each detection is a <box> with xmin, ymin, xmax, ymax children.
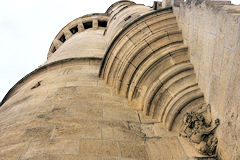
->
<box><xmin>179</xmin><ymin>104</ymin><xmax>220</xmax><ymax>155</ymax></box>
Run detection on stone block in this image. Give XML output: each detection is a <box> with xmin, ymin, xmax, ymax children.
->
<box><xmin>141</xmin><ymin>123</ymin><xmax>156</xmax><ymax>137</ymax></box>
<box><xmin>128</xmin><ymin>25</ymin><xmax>152</xmax><ymax>44</ymax></box>
<box><xmin>212</xmin><ymin>34</ymin><xmax>224</xmax><ymax>77</ymax></box>
<box><xmin>22</xmin><ymin>126</ymin><xmax>53</xmax><ymax>141</ymax></box>
<box><xmin>217</xmin><ymin>139</ymin><xmax>235</xmax><ymax>160</ymax></box>
<box><xmin>53</xmin><ymin>125</ymin><xmax>101</xmax><ymax>139</ymax></box>
<box><xmin>21</xmin><ymin>155</ymin><xmax>55</xmax><ymax>160</ymax></box>
<box><xmin>148</xmin><ymin>18</ymin><xmax>178</xmax><ymax>33</ymax></box>
<box><xmin>102</xmin><ymin>127</ymin><xmax>143</xmax><ymax>142</ymax></box>
<box><xmin>209</xmin><ymin>74</ymin><xmax>221</xmax><ymax>116</ymax></box>
<box><xmin>219</xmin><ymin>48</ymin><xmax>235</xmax><ymax>86</ymax></box>
<box><xmin>220</xmin><ymin>95</ymin><xmax>239</xmax><ymax>146</ymax></box>
<box><xmin>100</xmin><ymin>101</ymin><xmax>130</xmax><ymax>111</ymax></box>
<box><xmin>80</xmin><ymin>139</ymin><xmax>120</xmax><ymax>157</ymax></box>
<box><xmin>68</xmin><ymin>106</ymin><xmax>103</xmax><ymax>120</ymax></box>
<box><xmin>0</xmin><ymin>130</ymin><xmax>25</xmax><ymax>147</ymax></box>
<box><xmin>55</xmin><ymin>155</ymin><xmax>99</xmax><ymax>160</ymax></box>
<box><xmin>44</xmin><ymin>116</ymin><xmax>97</xmax><ymax>127</ymax></box>
<box><xmin>153</xmin><ymin>123</ymin><xmax>177</xmax><ymax>137</ymax></box>
<box><xmin>119</xmin><ymin>142</ymin><xmax>148</xmax><ymax>160</ymax></box>
<box><xmin>224</xmin><ymin>16</ymin><xmax>239</xmax><ymax>50</ymax></box>
<box><xmin>23</xmin><ymin>139</ymin><xmax>79</xmax><ymax>159</ymax></box>
<box><xmin>0</xmin><ymin>142</ymin><xmax>28</xmax><ymax>160</ymax></box>
<box><xmin>228</xmin><ymin>50</ymin><xmax>240</xmax><ymax>100</ymax></box>
<box><xmin>103</xmin><ymin>108</ymin><xmax>139</xmax><ymax>122</ymax></box>
<box><xmin>146</xmin><ymin>137</ymin><xmax>187</xmax><ymax>160</ymax></box>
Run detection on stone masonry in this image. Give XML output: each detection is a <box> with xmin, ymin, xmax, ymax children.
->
<box><xmin>0</xmin><ymin>0</ymin><xmax>239</xmax><ymax>160</ymax></box>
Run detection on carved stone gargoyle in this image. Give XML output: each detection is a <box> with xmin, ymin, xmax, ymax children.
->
<box><xmin>179</xmin><ymin>104</ymin><xmax>220</xmax><ymax>156</ymax></box>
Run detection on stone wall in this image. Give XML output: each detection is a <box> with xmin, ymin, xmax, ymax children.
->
<box><xmin>173</xmin><ymin>1</ymin><xmax>240</xmax><ymax>159</ymax></box>
<box><xmin>1</xmin><ymin>0</ymin><xmax>239</xmax><ymax>159</ymax></box>
<box><xmin>0</xmin><ymin>2</ymin><xmax>191</xmax><ymax>159</ymax></box>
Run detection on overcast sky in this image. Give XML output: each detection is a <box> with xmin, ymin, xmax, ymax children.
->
<box><xmin>0</xmin><ymin>0</ymin><xmax>239</xmax><ymax>101</ymax></box>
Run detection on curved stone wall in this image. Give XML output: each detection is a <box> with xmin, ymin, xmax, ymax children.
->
<box><xmin>0</xmin><ymin>1</ymin><xmax>223</xmax><ymax>159</ymax></box>
<box><xmin>48</xmin><ymin>14</ymin><xmax>109</xmax><ymax>58</ymax></box>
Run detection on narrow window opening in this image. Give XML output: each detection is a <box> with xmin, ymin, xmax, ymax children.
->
<box><xmin>124</xmin><ymin>15</ymin><xmax>131</xmax><ymax>21</ymax></box>
<box><xmin>83</xmin><ymin>21</ymin><xmax>93</xmax><ymax>29</ymax></box>
<box><xmin>98</xmin><ymin>20</ymin><xmax>107</xmax><ymax>27</ymax></box>
<box><xmin>31</xmin><ymin>81</ymin><xmax>41</xmax><ymax>90</ymax></box>
<box><xmin>70</xmin><ymin>26</ymin><xmax>78</xmax><ymax>34</ymax></box>
<box><xmin>59</xmin><ymin>34</ymin><xmax>66</xmax><ymax>43</ymax></box>
<box><xmin>52</xmin><ymin>47</ymin><xmax>56</xmax><ymax>53</ymax></box>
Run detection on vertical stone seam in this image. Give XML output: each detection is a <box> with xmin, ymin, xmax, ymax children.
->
<box><xmin>208</xmin><ymin>9</ymin><xmax>221</xmax><ymax>110</ymax></box>
<box><xmin>176</xmin><ymin>137</ymin><xmax>189</xmax><ymax>159</ymax></box>
<box><xmin>117</xmin><ymin>141</ymin><xmax>122</xmax><ymax>157</ymax></box>
<box><xmin>78</xmin><ymin>140</ymin><xmax>81</xmax><ymax>155</ymax></box>
<box><xmin>206</xmin><ymin>33</ymin><xmax>217</xmax><ymax>104</ymax></box>
<box><xmin>143</xmin><ymin>39</ymin><xmax>154</xmax><ymax>52</ymax></box>
<box><xmin>196</xmin><ymin>26</ymin><xmax>202</xmax><ymax>83</ymax></box>
<box><xmin>50</xmin><ymin>125</ymin><xmax>56</xmax><ymax>139</ymax></box>
<box><xmin>100</xmin><ymin>128</ymin><xmax>103</xmax><ymax>140</ymax></box>
<box><xmin>144</xmin><ymin>21</ymin><xmax>153</xmax><ymax>34</ymax></box>
<box><xmin>18</xmin><ymin>141</ymin><xmax>31</xmax><ymax>160</ymax></box>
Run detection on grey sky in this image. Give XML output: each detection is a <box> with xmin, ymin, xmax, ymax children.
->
<box><xmin>0</xmin><ymin>0</ymin><xmax>239</xmax><ymax>101</ymax></box>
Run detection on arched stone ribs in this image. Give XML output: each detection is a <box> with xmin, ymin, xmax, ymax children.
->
<box><xmin>114</xmin><ymin>32</ymin><xmax>185</xmax><ymax>97</ymax></box>
<box><xmin>116</xmin><ymin>30</ymin><xmax>185</xmax><ymax>95</ymax></box>
<box><xmin>103</xmin><ymin>36</ymin><xmax>134</xmax><ymax>85</ymax></box>
<box><xmin>99</xmin><ymin>7</ymin><xmax>220</xmax><ymax>156</ymax></box>
<box><xmin>100</xmin><ymin>8</ymin><xmax>209</xmax><ymax>135</ymax></box>
<box><xmin>143</xmin><ymin>70</ymin><xmax>196</xmax><ymax>116</ymax></box>
<box><xmin>115</xmin><ymin>35</ymin><xmax>185</xmax><ymax>98</ymax></box>
<box><xmin>127</xmin><ymin>45</ymin><xmax>188</xmax><ymax>102</ymax></box>
<box><xmin>164</xmin><ymin>88</ymin><xmax>204</xmax><ymax>131</ymax></box>
<box><xmin>102</xmin><ymin>10</ymin><xmax>180</xmax><ymax>87</ymax></box>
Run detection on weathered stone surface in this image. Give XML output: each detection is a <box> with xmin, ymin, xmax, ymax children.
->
<box><xmin>174</xmin><ymin>1</ymin><xmax>240</xmax><ymax>159</ymax></box>
<box><xmin>1</xmin><ymin>1</ymin><xmax>239</xmax><ymax>160</ymax></box>
<box><xmin>102</xmin><ymin>126</ymin><xmax>144</xmax><ymax>142</ymax></box>
<box><xmin>119</xmin><ymin>142</ymin><xmax>149</xmax><ymax>160</ymax></box>
<box><xmin>23</xmin><ymin>139</ymin><xmax>79</xmax><ymax>159</ymax></box>
<box><xmin>21</xmin><ymin>155</ymin><xmax>55</xmax><ymax>160</ymax></box>
<box><xmin>146</xmin><ymin>137</ymin><xmax>187</xmax><ymax>160</ymax></box>
<box><xmin>80</xmin><ymin>139</ymin><xmax>120</xmax><ymax>157</ymax></box>
<box><xmin>0</xmin><ymin>142</ymin><xmax>28</xmax><ymax>160</ymax></box>
<box><xmin>53</xmin><ymin>125</ymin><xmax>101</xmax><ymax>139</ymax></box>
<box><xmin>55</xmin><ymin>155</ymin><xmax>99</xmax><ymax>160</ymax></box>
<box><xmin>22</xmin><ymin>126</ymin><xmax>53</xmax><ymax>141</ymax></box>
<box><xmin>103</xmin><ymin>108</ymin><xmax>139</xmax><ymax>122</ymax></box>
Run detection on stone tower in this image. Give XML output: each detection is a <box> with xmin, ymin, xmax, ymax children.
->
<box><xmin>1</xmin><ymin>0</ymin><xmax>240</xmax><ymax>160</ymax></box>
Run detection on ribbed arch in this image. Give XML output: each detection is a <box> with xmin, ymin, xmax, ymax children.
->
<box><xmin>104</xmin><ymin>14</ymin><xmax>182</xmax><ymax>93</ymax></box>
<box><xmin>143</xmin><ymin>70</ymin><xmax>195</xmax><ymax>115</ymax></box>
<box><xmin>164</xmin><ymin>89</ymin><xmax>204</xmax><ymax>130</ymax></box>
<box><xmin>100</xmin><ymin>7</ymin><xmax>205</xmax><ymax>132</ymax></box>
<box><xmin>100</xmin><ymin>8</ymin><xmax>174</xmax><ymax>80</ymax></box>
<box><xmin>114</xmin><ymin>30</ymin><xmax>183</xmax><ymax>96</ymax></box>
<box><xmin>127</xmin><ymin>44</ymin><xmax>188</xmax><ymax>101</ymax></box>
<box><xmin>103</xmin><ymin>14</ymin><xmax>178</xmax><ymax>83</ymax></box>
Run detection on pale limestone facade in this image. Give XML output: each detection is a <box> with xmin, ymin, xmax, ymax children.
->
<box><xmin>0</xmin><ymin>0</ymin><xmax>239</xmax><ymax>160</ymax></box>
